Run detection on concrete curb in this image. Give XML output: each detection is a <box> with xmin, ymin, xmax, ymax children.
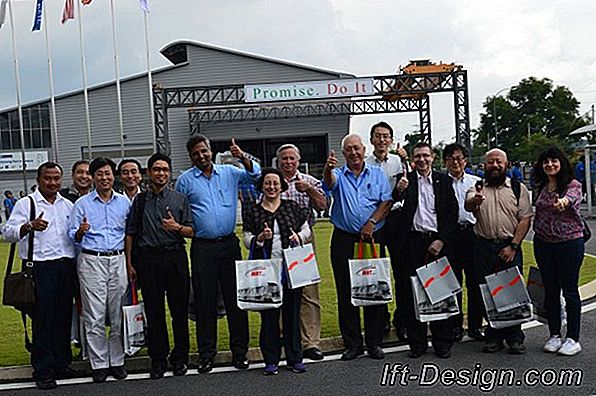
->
<box><xmin>1</xmin><ymin>278</ymin><xmax>595</xmax><ymax>383</ymax></box>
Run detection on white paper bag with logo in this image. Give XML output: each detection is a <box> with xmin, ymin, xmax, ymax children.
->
<box><xmin>122</xmin><ymin>282</ymin><xmax>147</xmax><ymax>356</ymax></box>
<box><xmin>236</xmin><ymin>244</ymin><xmax>283</xmax><ymax>311</ymax></box>
<box><xmin>282</xmin><ymin>243</ymin><xmax>321</xmax><ymax>289</ymax></box>
<box><xmin>527</xmin><ymin>266</ymin><xmax>566</xmax><ymax>325</ymax></box>
<box><xmin>411</xmin><ymin>276</ymin><xmax>460</xmax><ymax>322</ymax></box>
<box><xmin>480</xmin><ymin>284</ymin><xmax>533</xmax><ymax>329</ymax></box>
<box><xmin>484</xmin><ymin>266</ymin><xmax>531</xmax><ymax>313</ymax></box>
<box><xmin>416</xmin><ymin>256</ymin><xmax>461</xmax><ymax>304</ymax></box>
<box><xmin>348</xmin><ymin>240</ymin><xmax>392</xmax><ymax>307</ymax></box>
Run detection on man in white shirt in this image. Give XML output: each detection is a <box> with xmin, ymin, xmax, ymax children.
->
<box><xmin>2</xmin><ymin>162</ymin><xmax>77</xmax><ymax>390</ymax></box>
<box><xmin>443</xmin><ymin>143</ymin><xmax>485</xmax><ymax>342</ymax></box>
<box><xmin>117</xmin><ymin>159</ymin><xmax>143</xmax><ymax>201</ymax></box>
<box><xmin>364</xmin><ymin>121</ymin><xmax>408</xmax><ymax>340</ymax></box>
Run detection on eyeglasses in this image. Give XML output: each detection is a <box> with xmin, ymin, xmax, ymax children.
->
<box><xmin>446</xmin><ymin>156</ymin><xmax>466</xmax><ymax>162</ymax></box>
<box><xmin>373</xmin><ymin>134</ymin><xmax>392</xmax><ymax>140</ymax></box>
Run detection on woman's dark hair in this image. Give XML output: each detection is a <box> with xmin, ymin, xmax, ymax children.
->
<box><xmin>256</xmin><ymin>168</ymin><xmax>288</xmax><ymax>193</ymax></box>
<box><xmin>533</xmin><ymin>146</ymin><xmax>573</xmax><ymax>195</ymax></box>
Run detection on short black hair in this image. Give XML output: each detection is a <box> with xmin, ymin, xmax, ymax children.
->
<box><xmin>256</xmin><ymin>168</ymin><xmax>289</xmax><ymax>193</ymax></box>
<box><xmin>370</xmin><ymin>121</ymin><xmax>393</xmax><ymax>139</ymax></box>
<box><xmin>117</xmin><ymin>159</ymin><xmax>142</xmax><ymax>175</ymax></box>
<box><xmin>147</xmin><ymin>152</ymin><xmax>172</xmax><ymax>170</ymax></box>
<box><xmin>89</xmin><ymin>157</ymin><xmax>116</xmax><ymax>176</ymax></box>
<box><xmin>37</xmin><ymin>161</ymin><xmax>63</xmax><ymax>179</ymax></box>
<box><xmin>186</xmin><ymin>134</ymin><xmax>211</xmax><ymax>154</ymax></box>
<box><xmin>443</xmin><ymin>143</ymin><xmax>468</xmax><ymax>160</ymax></box>
<box><xmin>71</xmin><ymin>160</ymin><xmax>89</xmax><ymax>174</ymax></box>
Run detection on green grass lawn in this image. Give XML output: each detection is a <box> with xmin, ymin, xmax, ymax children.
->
<box><xmin>0</xmin><ymin>222</ymin><xmax>595</xmax><ymax>366</ymax></box>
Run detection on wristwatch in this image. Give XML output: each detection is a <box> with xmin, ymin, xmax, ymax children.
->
<box><xmin>24</xmin><ymin>222</ymin><xmax>33</xmax><ymax>233</ymax></box>
<box><xmin>368</xmin><ymin>218</ymin><xmax>378</xmax><ymax>225</ymax></box>
<box><xmin>509</xmin><ymin>242</ymin><xmax>519</xmax><ymax>250</ymax></box>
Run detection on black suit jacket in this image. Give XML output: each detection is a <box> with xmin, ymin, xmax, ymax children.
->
<box><xmin>393</xmin><ymin>170</ymin><xmax>458</xmax><ymax>253</ymax></box>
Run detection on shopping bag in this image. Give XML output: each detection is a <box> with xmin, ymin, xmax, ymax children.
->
<box><xmin>236</xmin><ymin>242</ymin><xmax>283</xmax><ymax>311</ymax></box>
<box><xmin>122</xmin><ymin>282</ymin><xmax>146</xmax><ymax>356</ymax></box>
<box><xmin>484</xmin><ymin>266</ymin><xmax>531</xmax><ymax>313</ymax></box>
<box><xmin>527</xmin><ymin>266</ymin><xmax>566</xmax><ymax>325</ymax></box>
<box><xmin>352</xmin><ymin>241</ymin><xmax>382</xmax><ymax>260</ymax></box>
<box><xmin>416</xmin><ymin>256</ymin><xmax>461</xmax><ymax>304</ymax></box>
<box><xmin>282</xmin><ymin>243</ymin><xmax>321</xmax><ymax>289</ymax></box>
<box><xmin>480</xmin><ymin>284</ymin><xmax>533</xmax><ymax>329</ymax></box>
<box><xmin>411</xmin><ymin>276</ymin><xmax>459</xmax><ymax>322</ymax></box>
<box><xmin>349</xmin><ymin>240</ymin><xmax>392</xmax><ymax>307</ymax></box>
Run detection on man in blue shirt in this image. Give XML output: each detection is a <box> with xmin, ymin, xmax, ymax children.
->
<box><xmin>68</xmin><ymin>157</ymin><xmax>131</xmax><ymax>383</ymax></box>
<box><xmin>323</xmin><ymin>134</ymin><xmax>392</xmax><ymax>361</ymax></box>
<box><xmin>176</xmin><ymin>134</ymin><xmax>260</xmax><ymax>373</ymax></box>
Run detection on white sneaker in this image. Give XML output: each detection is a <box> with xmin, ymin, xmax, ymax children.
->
<box><xmin>543</xmin><ymin>336</ymin><xmax>562</xmax><ymax>353</ymax></box>
<box><xmin>558</xmin><ymin>339</ymin><xmax>582</xmax><ymax>356</ymax></box>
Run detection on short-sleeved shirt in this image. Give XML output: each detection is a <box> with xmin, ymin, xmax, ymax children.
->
<box><xmin>466</xmin><ymin>178</ymin><xmax>533</xmax><ymax>240</ymax></box>
<box><xmin>364</xmin><ymin>153</ymin><xmax>404</xmax><ymax>191</ymax></box>
<box><xmin>126</xmin><ymin>188</ymin><xmax>194</xmax><ymax>248</ymax></box>
<box><xmin>280</xmin><ymin>171</ymin><xmax>324</xmax><ymax>227</ymax></box>
<box><xmin>449</xmin><ymin>172</ymin><xmax>479</xmax><ymax>225</ymax></box>
<box><xmin>175</xmin><ymin>162</ymin><xmax>260</xmax><ymax>239</ymax></box>
<box><xmin>326</xmin><ymin>163</ymin><xmax>392</xmax><ymax>234</ymax></box>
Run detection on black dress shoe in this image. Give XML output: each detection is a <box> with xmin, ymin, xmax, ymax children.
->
<box><xmin>150</xmin><ymin>362</ymin><xmax>166</xmax><ymax>380</ymax></box>
<box><xmin>397</xmin><ymin>327</ymin><xmax>408</xmax><ymax>342</ymax></box>
<box><xmin>453</xmin><ymin>327</ymin><xmax>464</xmax><ymax>342</ymax></box>
<box><xmin>54</xmin><ymin>366</ymin><xmax>84</xmax><ymax>379</ymax></box>
<box><xmin>92</xmin><ymin>369</ymin><xmax>109</xmax><ymax>383</ymax></box>
<box><xmin>36</xmin><ymin>377</ymin><xmax>57</xmax><ymax>390</ymax></box>
<box><xmin>468</xmin><ymin>328</ymin><xmax>485</xmax><ymax>341</ymax></box>
<box><xmin>482</xmin><ymin>340</ymin><xmax>504</xmax><ymax>353</ymax></box>
<box><xmin>383</xmin><ymin>321</ymin><xmax>391</xmax><ymax>335</ymax></box>
<box><xmin>367</xmin><ymin>346</ymin><xmax>385</xmax><ymax>360</ymax></box>
<box><xmin>303</xmin><ymin>347</ymin><xmax>324</xmax><ymax>361</ymax></box>
<box><xmin>408</xmin><ymin>349</ymin><xmax>425</xmax><ymax>358</ymax></box>
<box><xmin>435</xmin><ymin>349</ymin><xmax>451</xmax><ymax>359</ymax></box>
<box><xmin>340</xmin><ymin>347</ymin><xmax>364</xmax><ymax>361</ymax></box>
<box><xmin>233</xmin><ymin>358</ymin><xmax>249</xmax><ymax>370</ymax></box>
<box><xmin>507</xmin><ymin>340</ymin><xmax>526</xmax><ymax>355</ymax></box>
<box><xmin>111</xmin><ymin>365</ymin><xmax>128</xmax><ymax>380</ymax></box>
<box><xmin>197</xmin><ymin>358</ymin><xmax>213</xmax><ymax>373</ymax></box>
<box><xmin>173</xmin><ymin>363</ymin><xmax>188</xmax><ymax>376</ymax></box>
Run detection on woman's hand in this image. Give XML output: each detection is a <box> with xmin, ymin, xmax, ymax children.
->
<box><xmin>258</xmin><ymin>222</ymin><xmax>273</xmax><ymax>242</ymax></box>
<box><xmin>554</xmin><ymin>197</ymin><xmax>569</xmax><ymax>212</ymax></box>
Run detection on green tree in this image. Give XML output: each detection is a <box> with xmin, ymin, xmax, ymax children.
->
<box><xmin>474</xmin><ymin>77</ymin><xmax>589</xmax><ymax>160</ymax></box>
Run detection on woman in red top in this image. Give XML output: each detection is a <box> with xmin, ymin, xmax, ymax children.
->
<box><xmin>533</xmin><ymin>146</ymin><xmax>584</xmax><ymax>356</ymax></box>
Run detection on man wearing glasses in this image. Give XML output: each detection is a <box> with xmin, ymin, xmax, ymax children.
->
<box><xmin>443</xmin><ymin>143</ymin><xmax>484</xmax><ymax>342</ymax></box>
<box><xmin>365</xmin><ymin>121</ymin><xmax>408</xmax><ymax>341</ymax></box>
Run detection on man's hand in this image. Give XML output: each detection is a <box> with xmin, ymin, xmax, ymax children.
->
<box><xmin>127</xmin><ymin>264</ymin><xmax>137</xmax><ymax>282</ymax></box>
<box><xmin>396</xmin><ymin>146</ymin><xmax>408</xmax><ymax>161</ymax></box>
<box><xmin>30</xmin><ymin>211</ymin><xmax>48</xmax><ymax>232</ymax></box>
<box><xmin>325</xmin><ymin>150</ymin><xmax>339</xmax><ymax>170</ymax></box>
<box><xmin>229</xmin><ymin>138</ymin><xmax>244</xmax><ymax>159</ymax></box>
<box><xmin>397</xmin><ymin>176</ymin><xmax>409</xmax><ymax>192</ymax></box>
<box><xmin>77</xmin><ymin>216</ymin><xmax>90</xmax><ymax>238</ymax></box>
<box><xmin>427</xmin><ymin>239</ymin><xmax>444</xmax><ymax>257</ymax></box>
<box><xmin>161</xmin><ymin>209</ymin><xmax>181</xmax><ymax>232</ymax></box>
<box><xmin>360</xmin><ymin>220</ymin><xmax>375</xmax><ymax>241</ymax></box>
<box><xmin>294</xmin><ymin>174</ymin><xmax>312</xmax><ymax>193</ymax></box>
<box><xmin>499</xmin><ymin>245</ymin><xmax>516</xmax><ymax>263</ymax></box>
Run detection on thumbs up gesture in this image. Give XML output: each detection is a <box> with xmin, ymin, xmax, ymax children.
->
<box><xmin>325</xmin><ymin>150</ymin><xmax>339</xmax><ymax>170</ymax></box>
<box><xmin>30</xmin><ymin>211</ymin><xmax>48</xmax><ymax>232</ymax></box>
<box><xmin>77</xmin><ymin>215</ymin><xmax>91</xmax><ymax>240</ymax></box>
<box><xmin>229</xmin><ymin>137</ymin><xmax>244</xmax><ymax>159</ymax></box>
<box><xmin>161</xmin><ymin>207</ymin><xmax>180</xmax><ymax>231</ymax></box>
<box><xmin>258</xmin><ymin>222</ymin><xmax>273</xmax><ymax>242</ymax></box>
<box><xmin>294</xmin><ymin>173</ymin><xmax>312</xmax><ymax>193</ymax></box>
<box><xmin>289</xmin><ymin>227</ymin><xmax>301</xmax><ymax>246</ymax></box>
<box><xmin>397</xmin><ymin>176</ymin><xmax>409</xmax><ymax>192</ymax></box>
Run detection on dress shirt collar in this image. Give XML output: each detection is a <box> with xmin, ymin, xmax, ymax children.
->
<box><xmin>192</xmin><ymin>163</ymin><xmax>219</xmax><ymax>178</ymax></box>
<box><xmin>371</xmin><ymin>151</ymin><xmax>389</xmax><ymax>163</ymax></box>
<box><xmin>342</xmin><ymin>163</ymin><xmax>370</xmax><ymax>177</ymax></box>
<box><xmin>32</xmin><ymin>189</ymin><xmax>66</xmax><ymax>205</ymax></box>
<box><xmin>448</xmin><ymin>171</ymin><xmax>465</xmax><ymax>182</ymax></box>
<box><xmin>286</xmin><ymin>171</ymin><xmax>301</xmax><ymax>182</ymax></box>
<box><xmin>91</xmin><ymin>189</ymin><xmax>117</xmax><ymax>203</ymax></box>
<box><xmin>416</xmin><ymin>170</ymin><xmax>433</xmax><ymax>184</ymax></box>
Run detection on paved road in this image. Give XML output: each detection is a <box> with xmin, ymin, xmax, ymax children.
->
<box><xmin>2</xmin><ymin>301</ymin><xmax>595</xmax><ymax>395</ymax></box>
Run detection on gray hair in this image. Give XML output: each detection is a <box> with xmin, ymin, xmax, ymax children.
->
<box><xmin>276</xmin><ymin>143</ymin><xmax>301</xmax><ymax>160</ymax></box>
<box><xmin>341</xmin><ymin>133</ymin><xmax>364</xmax><ymax>150</ymax></box>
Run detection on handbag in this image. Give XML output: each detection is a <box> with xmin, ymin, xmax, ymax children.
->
<box><xmin>411</xmin><ymin>276</ymin><xmax>459</xmax><ymax>322</ymax></box>
<box><xmin>349</xmin><ymin>240</ymin><xmax>393</xmax><ymax>307</ymax></box>
<box><xmin>416</xmin><ymin>255</ymin><xmax>461</xmax><ymax>305</ymax></box>
<box><xmin>282</xmin><ymin>243</ymin><xmax>321</xmax><ymax>289</ymax></box>
<box><xmin>122</xmin><ymin>281</ymin><xmax>147</xmax><ymax>356</ymax></box>
<box><xmin>3</xmin><ymin>196</ymin><xmax>36</xmax><ymax>310</ymax></box>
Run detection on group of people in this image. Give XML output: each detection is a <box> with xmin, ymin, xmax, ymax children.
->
<box><xmin>1</xmin><ymin>122</ymin><xmax>586</xmax><ymax>390</ymax></box>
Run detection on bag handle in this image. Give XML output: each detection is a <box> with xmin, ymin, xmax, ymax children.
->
<box><xmin>25</xmin><ymin>196</ymin><xmax>35</xmax><ymax>267</ymax></box>
<box><xmin>249</xmin><ymin>236</ymin><xmax>270</xmax><ymax>260</ymax></box>
<box><xmin>4</xmin><ymin>243</ymin><xmax>16</xmax><ymax>279</ymax></box>
<box><xmin>357</xmin><ymin>239</ymin><xmax>378</xmax><ymax>259</ymax></box>
<box><xmin>131</xmin><ymin>281</ymin><xmax>139</xmax><ymax>305</ymax></box>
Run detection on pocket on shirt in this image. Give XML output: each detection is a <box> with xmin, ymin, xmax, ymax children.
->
<box><xmin>219</xmin><ymin>188</ymin><xmax>234</xmax><ymax>207</ymax></box>
<box><xmin>364</xmin><ymin>184</ymin><xmax>381</xmax><ymax>202</ymax></box>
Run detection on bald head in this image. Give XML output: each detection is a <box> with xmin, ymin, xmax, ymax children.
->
<box><xmin>485</xmin><ymin>148</ymin><xmax>508</xmax><ymax>186</ymax></box>
<box><xmin>485</xmin><ymin>148</ymin><xmax>507</xmax><ymax>163</ymax></box>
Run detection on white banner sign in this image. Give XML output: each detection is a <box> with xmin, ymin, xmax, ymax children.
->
<box><xmin>244</xmin><ymin>78</ymin><xmax>374</xmax><ymax>103</ymax></box>
<box><xmin>0</xmin><ymin>151</ymin><xmax>49</xmax><ymax>171</ymax></box>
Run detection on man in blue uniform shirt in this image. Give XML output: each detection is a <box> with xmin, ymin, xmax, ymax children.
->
<box><xmin>176</xmin><ymin>134</ymin><xmax>260</xmax><ymax>373</ymax></box>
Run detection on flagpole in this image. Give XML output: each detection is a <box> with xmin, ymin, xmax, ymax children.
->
<box><xmin>76</xmin><ymin>0</ymin><xmax>92</xmax><ymax>160</ymax></box>
<box><xmin>109</xmin><ymin>0</ymin><xmax>125</xmax><ymax>160</ymax></box>
<box><xmin>8</xmin><ymin>0</ymin><xmax>28</xmax><ymax>191</ymax></box>
<box><xmin>143</xmin><ymin>9</ymin><xmax>156</xmax><ymax>153</ymax></box>
<box><xmin>42</xmin><ymin>2</ymin><xmax>59</xmax><ymax>162</ymax></box>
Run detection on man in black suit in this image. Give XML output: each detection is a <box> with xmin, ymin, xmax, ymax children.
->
<box><xmin>393</xmin><ymin>142</ymin><xmax>459</xmax><ymax>358</ymax></box>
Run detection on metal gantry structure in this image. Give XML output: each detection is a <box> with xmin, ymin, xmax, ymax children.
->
<box><xmin>152</xmin><ymin>69</ymin><xmax>471</xmax><ymax>155</ymax></box>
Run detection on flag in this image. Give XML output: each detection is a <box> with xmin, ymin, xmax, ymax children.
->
<box><xmin>0</xmin><ymin>0</ymin><xmax>8</xmax><ymax>31</ymax></box>
<box><xmin>139</xmin><ymin>0</ymin><xmax>149</xmax><ymax>13</ymax></box>
<box><xmin>82</xmin><ymin>0</ymin><xmax>93</xmax><ymax>5</ymax></box>
<box><xmin>61</xmin><ymin>0</ymin><xmax>74</xmax><ymax>24</ymax></box>
<box><xmin>32</xmin><ymin>0</ymin><xmax>44</xmax><ymax>31</ymax></box>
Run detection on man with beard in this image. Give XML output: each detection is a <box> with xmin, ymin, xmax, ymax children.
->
<box><xmin>394</xmin><ymin>142</ymin><xmax>458</xmax><ymax>358</ymax></box>
<box><xmin>176</xmin><ymin>135</ymin><xmax>260</xmax><ymax>373</ymax></box>
<box><xmin>60</xmin><ymin>160</ymin><xmax>92</xmax><ymax>203</ymax></box>
<box><xmin>324</xmin><ymin>134</ymin><xmax>392</xmax><ymax>361</ymax></box>
<box><xmin>117</xmin><ymin>159</ymin><xmax>143</xmax><ymax>202</ymax></box>
<box><xmin>465</xmin><ymin>148</ymin><xmax>532</xmax><ymax>354</ymax></box>
<box><xmin>2</xmin><ymin>162</ymin><xmax>77</xmax><ymax>390</ymax></box>
<box><xmin>126</xmin><ymin>152</ymin><xmax>194</xmax><ymax>379</ymax></box>
<box><xmin>276</xmin><ymin>143</ymin><xmax>327</xmax><ymax>361</ymax></box>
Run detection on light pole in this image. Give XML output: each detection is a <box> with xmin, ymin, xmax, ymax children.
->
<box><xmin>491</xmin><ymin>87</ymin><xmax>510</xmax><ymax>149</ymax></box>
